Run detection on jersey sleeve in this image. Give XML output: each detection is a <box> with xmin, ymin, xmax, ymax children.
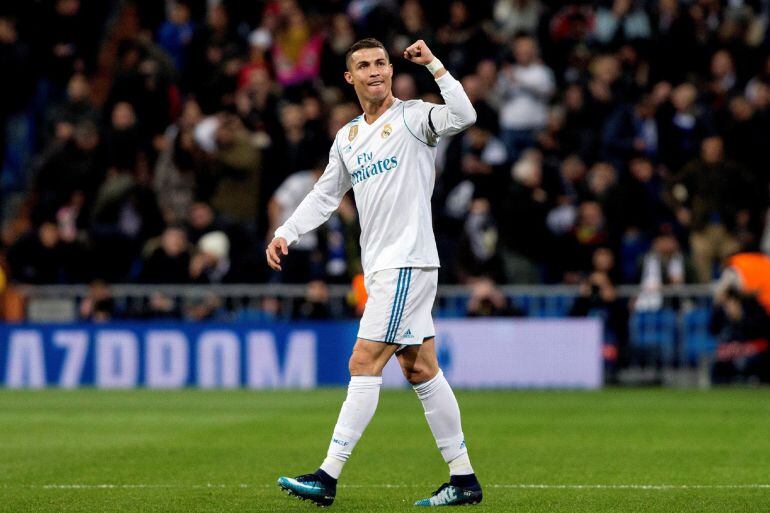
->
<box><xmin>274</xmin><ymin>140</ymin><xmax>352</xmax><ymax>246</ymax></box>
<box><xmin>405</xmin><ymin>72</ymin><xmax>477</xmax><ymax>145</ymax></box>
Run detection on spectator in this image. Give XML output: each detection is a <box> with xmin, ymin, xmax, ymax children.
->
<box><xmin>563</xmin><ymin>201</ymin><xmax>610</xmax><ymax>278</ymax></box>
<box><xmin>586</xmin><ymin>161</ymin><xmax>623</xmax><ymax>242</ymax></box>
<box><xmin>583</xmin><ymin>54</ymin><xmax>624</xmax><ymax>152</ymax></box>
<box><xmin>435</xmin><ymin>1</ymin><xmax>492</xmax><ymax>78</ymax></box>
<box><xmin>105</xmin><ymin>102</ymin><xmax>144</xmax><ymax>170</ymax></box>
<box><xmin>715</xmin><ymin>252</ymin><xmax>770</xmax><ymax>316</ymax></box>
<box><xmin>499</xmin><ymin>152</ymin><xmax>553</xmax><ymax>283</ymax></box>
<box><xmin>601</xmin><ymin>93</ymin><xmax>659</xmax><ymax>169</ymax></box>
<box><xmin>7</xmin><ymin>221</ymin><xmax>89</xmax><ymax>284</ymax></box>
<box><xmin>657</xmin><ymin>82</ymin><xmax>714</xmax><ymax>173</ymax></box>
<box><xmin>707</xmin><ymin>50</ymin><xmax>739</xmax><ymax>109</ymax></box>
<box><xmin>456</xmin><ymin>198</ymin><xmax>501</xmax><ymax>282</ymax></box>
<box><xmin>295</xmin><ymin>280</ymin><xmax>332</xmax><ymax>319</ymax></box>
<box><xmin>322</xmin><ymin>14</ymin><xmax>358</xmax><ymax>94</ymax></box>
<box><xmin>710</xmin><ymin>287</ymin><xmax>770</xmax><ymax>384</ymax></box>
<box><xmin>153</xmin><ymin>99</ymin><xmax>204</xmax><ymax>224</ymax></box>
<box><xmin>619</xmin><ymin>155</ymin><xmax>671</xmax><ymax>239</ymax></box>
<box><xmin>157</xmin><ymin>1</ymin><xmax>196</xmax><ymax>73</ymax></box>
<box><xmin>488</xmin><ymin>0</ymin><xmax>542</xmax><ymax>42</ymax></box>
<box><xmin>440</xmin><ymin>108</ymin><xmax>507</xmax><ymax>204</ymax></box>
<box><xmin>667</xmin><ymin>136</ymin><xmax>754</xmax><ymax>282</ymax></box>
<box><xmin>79</xmin><ymin>280</ymin><xmax>116</xmax><ymax>322</ymax></box>
<box><xmin>635</xmin><ymin>230</ymin><xmax>695</xmax><ymax>311</ymax></box>
<box><xmin>269</xmin><ymin>103</ymin><xmax>325</xmax><ymax>188</ymax></box>
<box><xmin>722</xmin><ymin>95</ymin><xmax>769</xmax><ymax>180</ymax></box>
<box><xmin>271</xmin><ymin>1</ymin><xmax>323</xmax><ymax>90</ymax></box>
<box><xmin>205</xmin><ymin>113</ymin><xmax>261</xmax><ymax>227</ymax></box>
<box><xmin>570</xmin><ymin>246</ymin><xmax>629</xmax><ymax>378</ymax></box>
<box><xmin>593</xmin><ymin>0</ymin><xmax>651</xmax><ymax>47</ymax></box>
<box><xmin>268</xmin><ymin>159</ymin><xmax>333</xmax><ymax>283</ymax></box>
<box><xmin>44</xmin><ymin>73</ymin><xmax>100</xmax><ymax>144</ymax></box>
<box><xmin>466</xmin><ymin>278</ymin><xmax>521</xmax><ymax>317</ymax></box>
<box><xmin>1</xmin><ymin>0</ymin><xmax>769</xmax><ymax>329</ymax></box>
<box><xmin>496</xmin><ymin>33</ymin><xmax>555</xmax><ymax>162</ymax></box>
<box><xmin>34</xmin><ymin>121</ymin><xmax>106</xmax><ymax>221</ymax></box>
<box><xmin>140</xmin><ymin>225</ymin><xmax>191</xmax><ymax>284</ymax></box>
<box><xmin>189</xmin><ymin>230</ymin><xmax>231</xmax><ymax>283</ymax></box>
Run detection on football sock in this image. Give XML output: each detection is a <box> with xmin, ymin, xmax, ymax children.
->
<box><xmin>320</xmin><ymin>375</ymin><xmax>382</xmax><ymax>479</ymax></box>
<box><xmin>413</xmin><ymin>369</ymin><xmax>475</xmax><ymax>476</ymax></box>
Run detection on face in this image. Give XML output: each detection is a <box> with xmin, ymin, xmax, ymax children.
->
<box><xmin>329</xmin><ymin>103</ymin><xmax>360</xmax><ymax>137</ymax></box>
<box><xmin>701</xmin><ymin>136</ymin><xmax>723</xmax><ymax>164</ymax></box>
<box><xmin>189</xmin><ymin>203</ymin><xmax>213</xmax><ymax>229</ymax></box>
<box><xmin>710</xmin><ymin>50</ymin><xmax>733</xmax><ymax>78</ymax></box>
<box><xmin>514</xmin><ymin>37</ymin><xmax>536</xmax><ymax>65</ymax></box>
<box><xmin>654</xmin><ymin>234</ymin><xmax>678</xmax><ymax>256</ymax></box>
<box><xmin>630</xmin><ymin>158</ymin><xmax>653</xmax><ymax>182</ymax></box>
<box><xmin>280</xmin><ymin>104</ymin><xmax>305</xmax><ymax>130</ymax></box>
<box><xmin>162</xmin><ymin>228</ymin><xmax>187</xmax><ymax>257</ymax></box>
<box><xmin>672</xmin><ymin>83</ymin><xmax>696</xmax><ymax>111</ymax></box>
<box><xmin>39</xmin><ymin>223</ymin><xmax>60</xmax><ymax>248</ymax></box>
<box><xmin>345</xmin><ymin>47</ymin><xmax>393</xmax><ymax>103</ymax></box>
<box><xmin>111</xmin><ymin>102</ymin><xmax>136</xmax><ymax>129</ymax></box>
<box><xmin>67</xmin><ymin>74</ymin><xmax>89</xmax><ymax>101</ymax></box>
<box><xmin>593</xmin><ymin>248</ymin><xmax>614</xmax><ymax>272</ymax></box>
<box><xmin>393</xmin><ymin>73</ymin><xmax>417</xmax><ymax>100</ymax></box>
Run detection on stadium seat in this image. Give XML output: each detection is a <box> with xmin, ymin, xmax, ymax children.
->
<box><xmin>629</xmin><ymin>309</ymin><xmax>678</xmax><ymax>366</ymax></box>
<box><xmin>681</xmin><ymin>308</ymin><xmax>717</xmax><ymax>365</ymax></box>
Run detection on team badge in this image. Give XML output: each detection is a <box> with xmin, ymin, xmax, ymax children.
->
<box><xmin>348</xmin><ymin>125</ymin><xmax>358</xmax><ymax>141</ymax></box>
<box><xmin>381</xmin><ymin>124</ymin><xmax>392</xmax><ymax>139</ymax></box>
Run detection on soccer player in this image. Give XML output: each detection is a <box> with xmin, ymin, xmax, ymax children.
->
<box><xmin>267</xmin><ymin>38</ymin><xmax>481</xmax><ymax>507</ymax></box>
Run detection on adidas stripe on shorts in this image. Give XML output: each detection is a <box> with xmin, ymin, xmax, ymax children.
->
<box><xmin>357</xmin><ymin>267</ymin><xmax>438</xmax><ymax>346</ymax></box>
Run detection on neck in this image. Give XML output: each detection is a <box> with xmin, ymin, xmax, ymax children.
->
<box><xmin>360</xmin><ymin>94</ymin><xmax>396</xmax><ymax>124</ymax></box>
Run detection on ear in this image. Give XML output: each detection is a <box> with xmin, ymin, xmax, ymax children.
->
<box><xmin>344</xmin><ymin>71</ymin><xmax>353</xmax><ymax>85</ymax></box>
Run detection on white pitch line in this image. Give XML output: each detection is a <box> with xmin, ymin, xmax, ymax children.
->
<box><xmin>488</xmin><ymin>484</ymin><xmax>770</xmax><ymax>490</ymax></box>
<box><xmin>32</xmin><ymin>483</ymin><xmax>770</xmax><ymax>491</ymax></box>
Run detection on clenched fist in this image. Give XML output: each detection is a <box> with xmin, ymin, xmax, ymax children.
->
<box><xmin>403</xmin><ymin>40</ymin><xmax>434</xmax><ymax>65</ymax></box>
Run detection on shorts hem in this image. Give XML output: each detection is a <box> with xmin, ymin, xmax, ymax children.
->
<box><xmin>356</xmin><ymin>335</ymin><xmax>428</xmax><ymax>346</ymax></box>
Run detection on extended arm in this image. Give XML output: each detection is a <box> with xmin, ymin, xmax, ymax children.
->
<box><xmin>267</xmin><ymin>145</ymin><xmax>351</xmax><ymax>270</ymax></box>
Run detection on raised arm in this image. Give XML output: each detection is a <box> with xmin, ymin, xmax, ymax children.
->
<box><xmin>266</xmin><ymin>144</ymin><xmax>351</xmax><ymax>271</ymax></box>
<box><xmin>403</xmin><ymin>40</ymin><xmax>477</xmax><ymax>138</ymax></box>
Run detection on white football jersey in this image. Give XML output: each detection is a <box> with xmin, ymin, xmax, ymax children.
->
<box><xmin>275</xmin><ymin>72</ymin><xmax>476</xmax><ymax>275</ymax></box>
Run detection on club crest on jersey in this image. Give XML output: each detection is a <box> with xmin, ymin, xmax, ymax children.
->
<box><xmin>348</xmin><ymin>125</ymin><xmax>359</xmax><ymax>141</ymax></box>
<box><xmin>381</xmin><ymin>124</ymin><xmax>392</xmax><ymax>139</ymax></box>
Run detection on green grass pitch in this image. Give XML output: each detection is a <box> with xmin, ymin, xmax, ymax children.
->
<box><xmin>0</xmin><ymin>388</ymin><xmax>768</xmax><ymax>512</ymax></box>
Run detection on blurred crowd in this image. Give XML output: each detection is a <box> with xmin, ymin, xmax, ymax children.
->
<box><xmin>0</xmin><ymin>0</ymin><xmax>769</xmax><ymax>295</ymax></box>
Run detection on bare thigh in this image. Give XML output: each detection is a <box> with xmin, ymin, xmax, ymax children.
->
<box><xmin>396</xmin><ymin>337</ymin><xmax>440</xmax><ymax>385</ymax></box>
<box><xmin>349</xmin><ymin>338</ymin><xmax>401</xmax><ymax>376</ymax></box>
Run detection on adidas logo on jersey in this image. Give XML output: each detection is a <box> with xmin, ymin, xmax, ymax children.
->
<box><xmin>402</xmin><ymin>329</ymin><xmax>414</xmax><ymax>339</ymax></box>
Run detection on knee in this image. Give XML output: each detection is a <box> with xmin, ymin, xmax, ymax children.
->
<box><xmin>402</xmin><ymin>362</ymin><xmax>439</xmax><ymax>385</ymax></box>
<box><xmin>349</xmin><ymin>349</ymin><xmax>378</xmax><ymax>376</ymax></box>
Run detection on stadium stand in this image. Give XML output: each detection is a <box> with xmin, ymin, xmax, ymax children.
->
<box><xmin>0</xmin><ymin>1</ymin><xmax>769</xmax><ymax>378</ymax></box>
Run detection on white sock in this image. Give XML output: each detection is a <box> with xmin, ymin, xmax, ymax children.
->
<box><xmin>320</xmin><ymin>375</ymin><xmax>382</xmax><ymax>479</ymax></box>
<box><xmin>413</xmin><ymin>369</ymin><xmax>474</xmax><ymax>476</ymax></box>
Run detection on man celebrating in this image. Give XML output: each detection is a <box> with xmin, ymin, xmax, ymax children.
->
<box><xmin>267</xmin><ymin>38</ymin><xmax>481</xmax><ymax>507</ymax></box>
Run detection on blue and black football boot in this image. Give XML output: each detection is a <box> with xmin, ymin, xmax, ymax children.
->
<box><xmin>277</xmin><ymin>470</ymin><xmax>337</xmax><ymax>507</ymax></box>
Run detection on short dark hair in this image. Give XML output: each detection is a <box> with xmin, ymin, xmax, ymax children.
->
<box><xmin>345</xmin><ymin>38</ymin><xmax>388</xmax><ymax>69</ymax></box>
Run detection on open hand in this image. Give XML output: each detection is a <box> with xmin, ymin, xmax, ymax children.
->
<box><xmin>266</xmin><ymin>237</ymin><xmax>288</xmax><ymax>271</ymax></box>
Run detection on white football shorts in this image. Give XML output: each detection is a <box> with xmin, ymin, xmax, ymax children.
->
<box><xmin>357</xmin><ymin>267</ymin><xmax>438</xmax><ymax>346</ymax></box>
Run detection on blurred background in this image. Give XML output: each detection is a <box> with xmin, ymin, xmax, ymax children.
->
<box><xmin>0</xmin><ymin>0</ymin><xmax>769</xmax><ymax>387</ymax></box>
